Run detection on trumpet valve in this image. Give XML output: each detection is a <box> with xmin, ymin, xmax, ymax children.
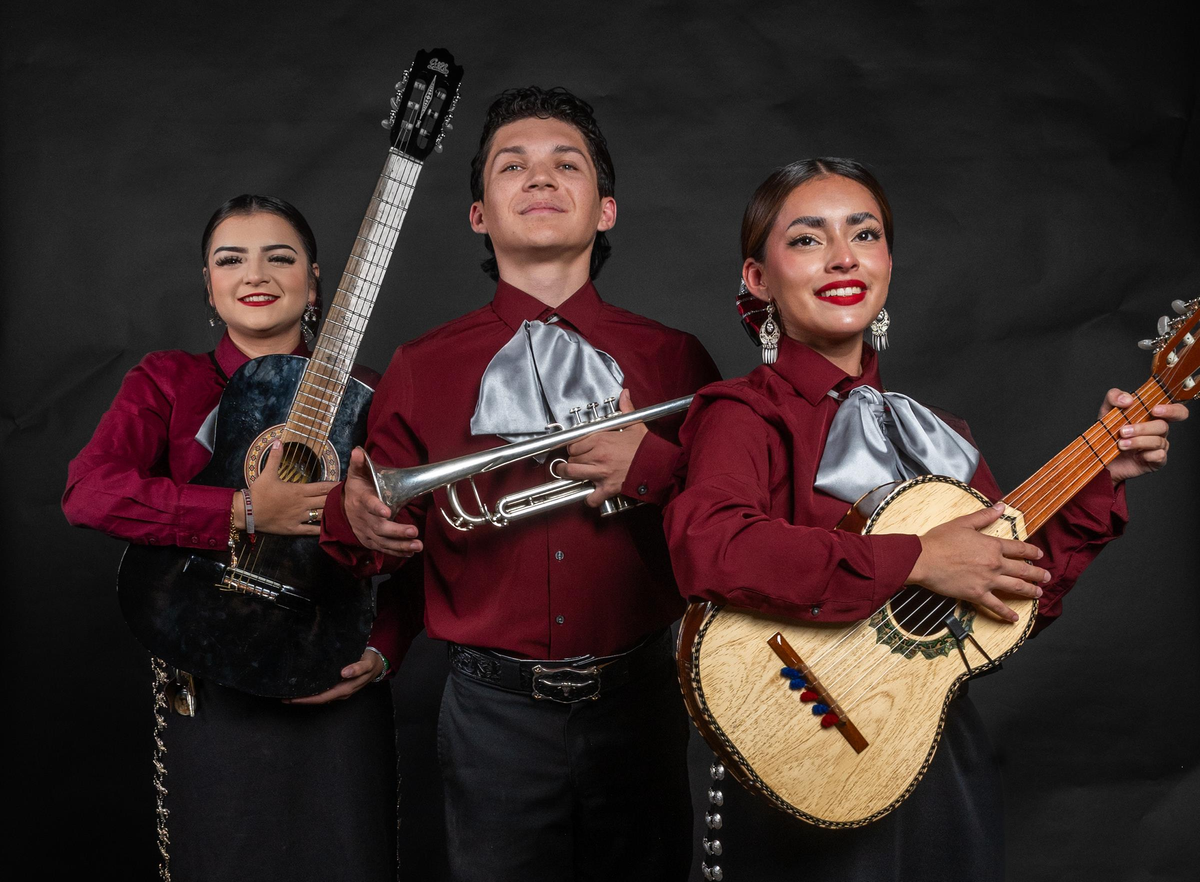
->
<box><xmin>603</xmin><ymin>396</ymin><xmax>618</xmax><ymax>417</ymax></box>
<box><xmin>587</xmin><ymin>401</ymin><xmax>601</xmax><ymax>422</ymax></box>
<box><xmin>569</xmin><ymin>406</ymin><xmax>584</xmax><ymax>426</ymax></box>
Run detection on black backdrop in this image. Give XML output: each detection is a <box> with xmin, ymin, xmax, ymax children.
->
<box><xmin>4</xmin><ymin>1</ymin><xmax>1197</xmax><ymax>878</ymax></box>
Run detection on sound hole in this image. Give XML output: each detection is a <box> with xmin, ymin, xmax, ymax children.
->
<box><xmin>273</xmin><ymin>442</ymin><xmax>324</xmax><ymax>483</ymax></box>
<box><xmin>887</xmin><ymin>586</ymin><xmax>958</xmax><ymax>637</ymax></box>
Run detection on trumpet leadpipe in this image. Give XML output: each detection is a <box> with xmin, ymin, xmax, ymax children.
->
<box><xmin>363</xmin><ymin>394</ymin><xmax>694</xmax><ymax>519</ymax></box>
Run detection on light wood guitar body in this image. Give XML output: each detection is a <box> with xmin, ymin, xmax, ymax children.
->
<box><xmin>679</xmin><ymin>476</ymin><xmax>1036</xmax><ymax>827</ymax></box>
<box><xmin>678</xmin><ymin>299</ymin><xmax>1200</xmax><ymax>827</ymax></box>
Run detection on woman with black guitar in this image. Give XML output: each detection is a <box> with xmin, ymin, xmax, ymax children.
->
<box><xmin>665</xmin><ymin>159</ymin><xmax>1191</xmax><ymax>880</ymax></box>
<box><xmin>63</xmin><ymin>195</ymin><xmax>414</xmax><ymax>881</ymax></box>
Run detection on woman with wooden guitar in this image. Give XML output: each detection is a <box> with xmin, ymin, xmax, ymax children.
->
<box><xmin>63</xmin><ymin>195</ymin><xmax>415</xmax><ymax>881</ymax></box>
<box><xmin>664</xmin><ymin>159</ymin><xmax>1189</xmax><ymax>880</ymax></box>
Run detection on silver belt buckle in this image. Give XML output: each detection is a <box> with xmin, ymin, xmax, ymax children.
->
<box><xmin>531</xmin><ymin>664</ymin><xmax>601</xmax><ymax>703</ymax></box>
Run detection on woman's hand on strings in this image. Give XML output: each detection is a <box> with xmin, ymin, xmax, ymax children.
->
<box><xmin>283</xmin><ymin>649</ymin><xmax>383</xmax><ymax>705</ymax></box>
<box><xmin>1100</xmin><ymin>388</ymin><xmax>1189</xmax><ymax>485</ymax></box>
<box><xmin>342</xmin><ymin>447</ymin><xmax>423</xmax><ymax>557</ymax></box>
<box><xmin>238</xmin><ymin>441</ymin><xmax>336</xmax><ymax>536</ymax></box>
<box><xmin>907</xmin><ymin>504</ymin><xmax>1049</xmax><ymax>622</ymax></box>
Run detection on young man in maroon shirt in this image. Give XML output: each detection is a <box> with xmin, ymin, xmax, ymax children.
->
<box><xmin>321</xmin><ymin>87</ymin><xmax>719</xmax><ymax>880</ymax></box>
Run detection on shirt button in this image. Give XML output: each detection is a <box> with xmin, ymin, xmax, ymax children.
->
<box><xmin>637</xmin><ymin>484</ymin><xmax>648</xmax><ymax>496</ymax></box>
<box><xmin>810</xmin><ymin>605</ymin><xmax>821</xmax><ymax>617</ymax></box>
<box><xmin>190</xmin><ymin>535</ymin><xmax>199</xmax><ymax>544</ymax></box>
<box><xmin>554</xmin><ymin>550</ymin><xmax>564</xmax><ymax>561</ymax></box>
<box><xmin>208</xmin><ymin>539</ymin><xmax>217</xmax><ymax>547</ymax></box>
<box><xmin>148</xmin><ymin>537</ymin><xmax>157</xmax><ymax>544</ymax></box>
<box><xmin>555</xmin><ymin>615</ymin><xmax>565</xmax><ymax>625</ymax></box>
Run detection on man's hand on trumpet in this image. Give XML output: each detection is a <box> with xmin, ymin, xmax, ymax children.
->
<box><xmin>561</xmin><ymin>389</ymin><xmax>647</xmax><ymax>507</ymax></box>
<box><xmin>343</xmin><ymin>447</ymin><xmax>424</xmax><ymax>557</ymax></box>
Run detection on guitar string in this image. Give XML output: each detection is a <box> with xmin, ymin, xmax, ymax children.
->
<box><xmin>833</xmin><ymin>370</ymin><xmax>1193</xmax><ymax>712</ymax></box>
<box><xmin>791</xmin><ymin>366</ymin><xmax>1191</xmax><ymax>716</ymax></box>
<box><xmin>238</xmin><ymin>95</ymin><xmax>427</xmax><ymax>582</ymax></box>
<box><xmin>825</xmin><ymin>379</ymin><xmax>1174</xmax><ymax>711</ymax></box>
<box><xmin>836</xmin><ymin>374</ymin><xmax>1188</xmax><ymax>709</ymax></box>
<box><xmin>244</xmin><ymin>130</ymin><xmax>423</xmax><ymax>579</ymax></box>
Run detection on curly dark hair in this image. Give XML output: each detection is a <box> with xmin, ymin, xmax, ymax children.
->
<box><xmin>470</xmin><ymin>86</ymin><xmax>615</xmax><ymax>281</ymax></box>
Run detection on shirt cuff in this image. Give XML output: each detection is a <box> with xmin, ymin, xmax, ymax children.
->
<box><xmin>174</xmin><ymin>484</ymin><xmax>237</xmax><ymax>549</ymax></box>
<box><xmin>620</xmin><ymin>431</ymin><xmax>680</xmax><ymax>507</ymax></box>
<box><xmin>869</xmin><ymin>533</ymin><xmax>924</xmax><ymax>608</ymax></box>
<box><xmin>319</xmin><ymin>482</ymin><xmax>385</xmax><ymax>576</ymax></box>
<box><xmin>1068</xmin><ymin>471</ymin><xmax>1129</xmax><ymax>535</ymax></box>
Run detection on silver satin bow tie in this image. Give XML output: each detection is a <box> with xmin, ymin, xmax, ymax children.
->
<box><xmin>813</xmin><ymin>386</ymin><xmax>980</xmax><ymax>504</ymax></box>
<box><xmin>471</xmin><ymin>319</ymin><xmax>624</xmax><ymax>443</ymax></box>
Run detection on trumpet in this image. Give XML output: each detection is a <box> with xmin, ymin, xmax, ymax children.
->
<box><xmin>364</xmin><ymin>395</ymin><xmax>693</xmax><ymax>531</ymax></box>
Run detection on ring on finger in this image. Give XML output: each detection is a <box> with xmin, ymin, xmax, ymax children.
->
<box><xmin>306</xmin><ymin>508</ymin><xmax>321</xmax><ymax>524</ymax></box>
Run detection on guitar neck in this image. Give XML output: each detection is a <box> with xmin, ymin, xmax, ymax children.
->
<box><xmin>1003</xmin><ymin>375</ymin><xmax>1170</xmax><ymax>534</ymax></box>
<box><xmin>282</xmin><ymin>150</ymin><xmax>423</xmax><ymax>444</ymax></box>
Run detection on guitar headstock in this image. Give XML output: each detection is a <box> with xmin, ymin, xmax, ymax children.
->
<box><xmin>1140</xmin><ymin>298</ymin><xmax>1200</xmax><ymax>401</ymax></box>
<box><xmin>383</xmin><ymin>48</ymin><xmax>463</xmax><ymax>161</ymax></box>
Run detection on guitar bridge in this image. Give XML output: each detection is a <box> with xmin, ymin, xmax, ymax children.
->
<box><xmin>216</xmin><ymin>564</ymin><xmax>314</xmax><ymax>612</ymax></box>
<box><xmin>768</xmin><ymin>632</ymin><xmax>869</xmax><ymax>754</ymax></box>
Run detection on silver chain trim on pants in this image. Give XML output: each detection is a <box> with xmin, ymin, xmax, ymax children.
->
<box><xmin>701</xmin><ymin>760</ymin><xmax>725</xmax><ymax>880</ymax></box>
<box><xmin>150</xmin><ymin>656</ymin><xmax>173</xmax><ymax>882</ymax></box>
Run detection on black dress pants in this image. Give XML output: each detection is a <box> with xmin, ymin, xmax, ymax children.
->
<box><xmin>436</xmin><ymin>647</ymin><xmax>693</xmax><ymax>882</ymax></box>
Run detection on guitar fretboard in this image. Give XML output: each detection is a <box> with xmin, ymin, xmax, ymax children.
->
<box><xmin>1004</xmin><ymin>375</ymin><xmax>1171</xmax><ymax>534</ymax></box>
<box><xmin>281</xmin><ymin>150</ymin><xmax>422</xmax><ymax>449</ymax></box>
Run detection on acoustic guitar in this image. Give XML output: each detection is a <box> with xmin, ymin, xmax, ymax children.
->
<box><xmin>678</xmin><ymin>300</ymin><xmax>1199</xmax><ymax>827</ymax></box>
<box><xmin>116</xmin><ymin>49</ymin><xmax>463</xmax><ymax>698</ymax></box>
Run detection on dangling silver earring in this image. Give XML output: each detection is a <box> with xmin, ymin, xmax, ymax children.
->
<box><xmin>302</xmin><ymin>303</ymin><xmax>318</xmax><ymax>345</ymax></box>
<box><xmin>870</xmin><ymin>307</ymin><xmax>890</xmax><ymax>351</ymax></box>
<box><xmin>759</xmin><ymin>301</ymin><xmax>780</xmax><ymax>365</ymax></box>
<box><xmin>207</xmin><ymin>303</ymin><xmax>224</xmax><ymax>328</ymax></box>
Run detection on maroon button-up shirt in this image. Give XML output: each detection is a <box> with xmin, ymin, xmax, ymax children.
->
<box><xmin>321</xmin><ymin>280</ymin><xmax>720</xmax><ymax>658</ymax></box>
<box><xmin>665</xmin><ymin>336</ymin><xmax>1127</xmax><ymax>629</ymax></box>
<box><xmin>63</xmin><ymin>332</ymin><xmax>416</xmax><ymax>664</ymax></box>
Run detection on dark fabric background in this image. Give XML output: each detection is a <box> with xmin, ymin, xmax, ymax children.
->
<box><xmin>4</xmin><ymin>1</ymin><xmax>1197</xmax><ymax>878</ymax></box>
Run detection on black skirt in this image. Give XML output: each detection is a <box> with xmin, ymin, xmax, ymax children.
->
<box><xmin>706</xmin><ymin>693</ymin><xmax>1004</xmax><ymax>882</ymax></box>
<box><xmin>156</xmin><ymin>666</ymin><xmax>397</xmax><ymax>882</ymax></box>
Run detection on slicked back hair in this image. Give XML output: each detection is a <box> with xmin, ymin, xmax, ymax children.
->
<box><xmin>200</xmin><ymin>194</ymin><xmax>323</xmax><ymax>339</ymax></box>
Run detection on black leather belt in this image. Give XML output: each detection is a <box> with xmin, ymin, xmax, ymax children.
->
<box><xmin>448</xmin><ymin>629</ymin><xmax>670</xmax><ymax>704</ymax></box>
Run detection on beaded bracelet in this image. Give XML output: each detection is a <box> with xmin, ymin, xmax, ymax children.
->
<box><xmin>241</xmin><ymin>487</ymin><xmax>255</xmax><ymax>536</ymax></box>
<box><xmin>365</xmin><ymin>646</ymin><xmax>391</xmax><ymax>683</ymax></box>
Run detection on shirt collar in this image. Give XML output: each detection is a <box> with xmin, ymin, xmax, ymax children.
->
<box><xmin>491</xmin><ymin>278</ymin><xmax>603</xmax><ymax>336</ymax></box>
<box><xmin>215</xmin><ymin>332</ymin><xmax>309</xmax><ymax>379</ymax></box>
<box><xmin>768</xmin><ymin>335</ymin><xmax>883</xmax><ymax>405</ymax></box>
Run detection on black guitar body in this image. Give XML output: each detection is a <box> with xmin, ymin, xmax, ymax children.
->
<box><xmin>117</xmin><ymin>354</ymin><xmax>376</xmax><ymax>698</ymax></box>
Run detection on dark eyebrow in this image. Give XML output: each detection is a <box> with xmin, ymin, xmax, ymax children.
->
<box><xmin>212</xmin><ymin>244</ymin><xmax>298</xmax><ymax>255</ymax></box>
<box><xmin>785</xmin><ymin>215</ymin><xmax>825</xmax><ymax>231</ymax></box>
<box><xmin>847</xmin><ymin>211</ymin><xmax>880</xmax><ymax>225</ymax></box>
<box><xmin>492</xmin><ymin>146</ymin><xmax>526</xmax><ymax>161</ymax></box>
<box><xmin>553</xmin><ymin>145</ymin><xmax>587</xmax><ymax>159</ymax></box>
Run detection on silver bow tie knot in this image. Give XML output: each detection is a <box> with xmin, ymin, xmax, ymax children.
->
<box><xmin>813</xmin><ymin>386</ymin><xmax>980</xmax><ymax>504</ymax></box>
<box><xmin>471</xmin><ymin>319</ymin><xmax>624</xmax><ymax>443</ymax></box>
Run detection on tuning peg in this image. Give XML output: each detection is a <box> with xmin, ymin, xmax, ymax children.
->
<box><xmin>1173</xmin><ymin>299</ymin><xmax>1189</xmax><ymax>315</ymax></box>
<box><xmin>380</xmin><ymin>119</ymin><xmax>391</xmax><ymax>130</ymax></box>
<box><xmin>444</xmin><ymin>122</ymin><xmax>453</xmax><ymax>132</ymax></box>
<box><xmin>390</xmin><ymin>95</ymin><xmax>400</xmax><ymax>110</ymax></box>
<box><xmin>1137</xmin><ymin>339</ymin><xmax>1157</xmax><ymax>351</ymax></box>
<box><xmin>1157</xmin><ymin>315</ymin><xmax>1171</xmax><ymax>336</ymax></box>
<box><xmin>434</xmin><ymin>143</ymin><xmax>443</xmax><ymax>153</ymax></box>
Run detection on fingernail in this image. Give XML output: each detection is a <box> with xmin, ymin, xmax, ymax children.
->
<box><xmin>1010</xmin><ymin>612</ymin><xmax>1020</xmax><ymax>622</ymax></box>
<box><xmin>992</xmin><ymin>502</ymin><xmax>1006</xmax><ymax>512</ymax></box>
<box><xmin>1120</xmin><ymin>426</ymin><xmax>1133</xmax><ymax>437</ymax></box>
<box><xmin>1035</xmin><ymin>588</ymin><xmax>1043</xmax><ymax>597</ymax></box>
<box><xmin>273</xmin><ymin>440</ymin><xmax>282</xmax><ymax>449</ymax></box>
<box><xmin>1042</xmin><ymin>571</ymin><xmax>1051</xmax><ymax>582</ymax></box>
<box><xmin>1118</xmin><ymin>439</ymin><xmax>1131</xmax><ymax>449</ymax></box>
<box><xmin>341</xmin><ymin>667</ymin><xmax>353</xmax><ymax>677</ymax></box>
<box><xmin>1120</xmin><ymin>394</ymin><xmax>1133</xmax><ymax>405</ymax></box>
